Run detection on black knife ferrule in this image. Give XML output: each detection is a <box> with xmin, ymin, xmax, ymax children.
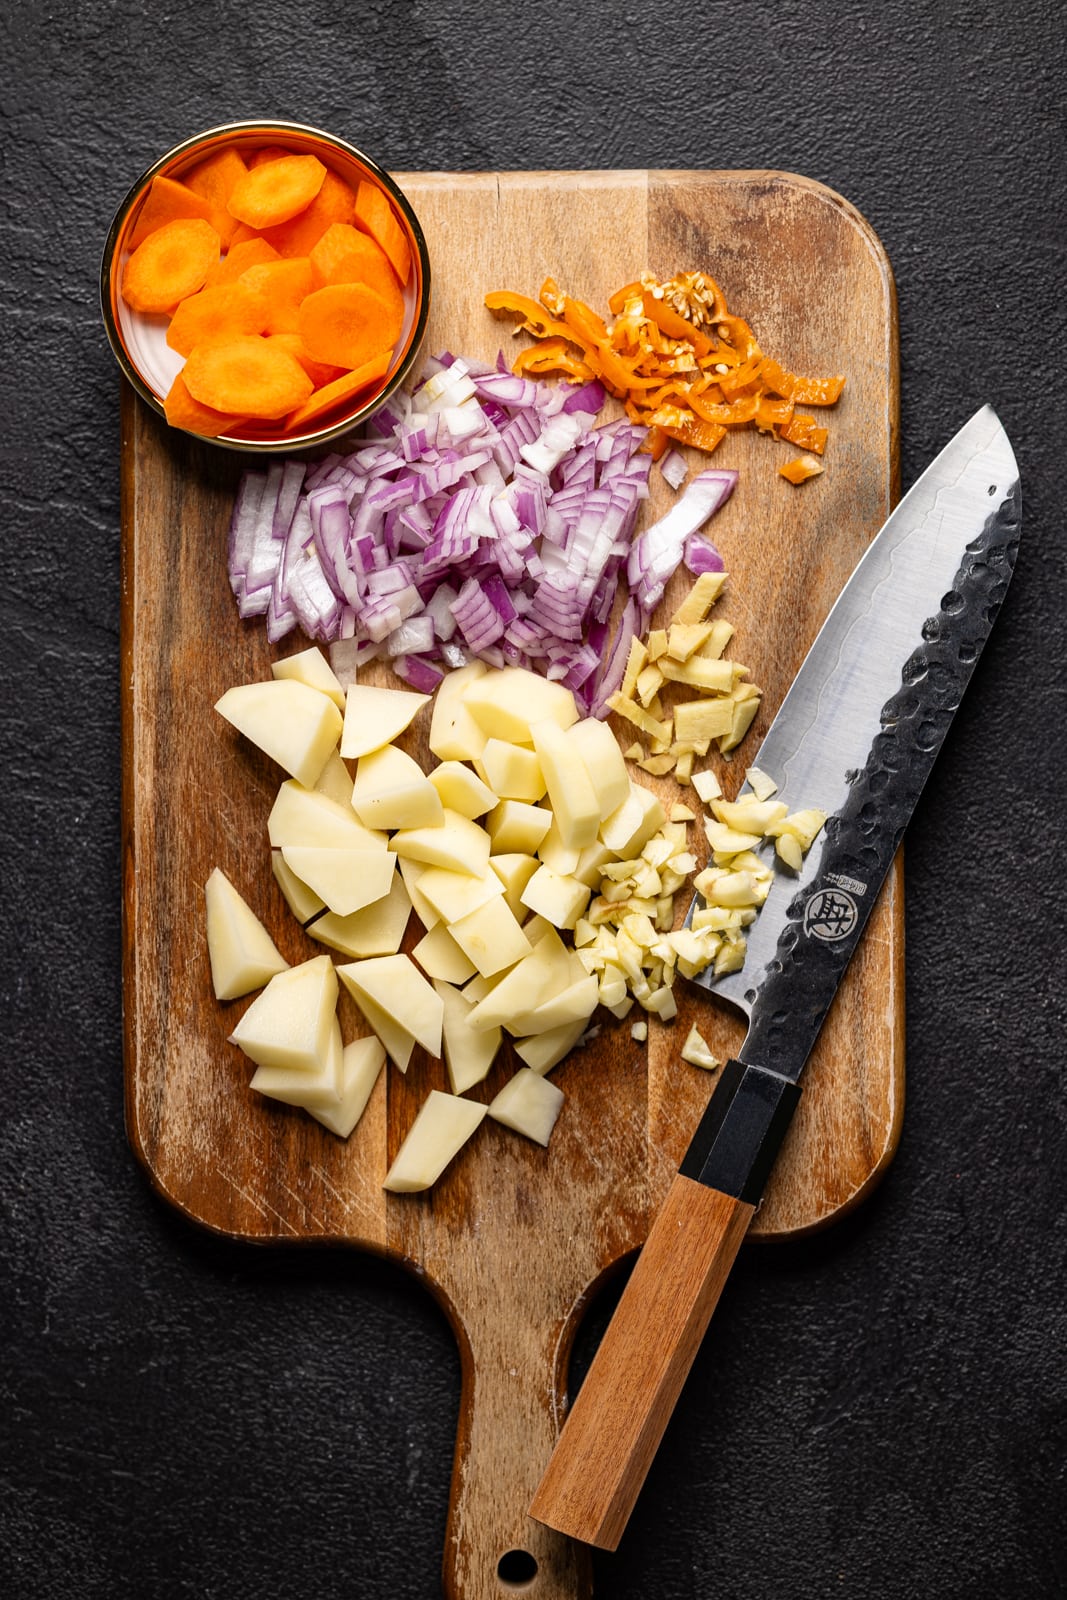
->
<box><xmin>678</xmin><ymin>1060</ymin><xmax>801</xmax><ymax>1205</ymax></box>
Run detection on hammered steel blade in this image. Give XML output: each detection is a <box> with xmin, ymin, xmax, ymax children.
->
<box><xmin>686</xmin><ymin>405</ymin><xmax>1021</xmax><ymax>1080</ymax></box>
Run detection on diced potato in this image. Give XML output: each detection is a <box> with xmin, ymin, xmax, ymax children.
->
<box><xmin>428</xmin><ymin>661</ymin><xmax>489</xmax><ymax>761</ymax></box>
<box><xmin>229</xmin><ymin>955</ymin><xmax>338</xmax><ymax>1072</ymax></box>
<box><xmin>340</xmin><ymin>683</ymin><xmax>430</xmax><ymax>759</ymax></box>
<box><xmin>351</xmin><ymin>744</ymin><xmax>444</xmax><ymax>830</ymax></box>
<box><xmin>309</xmin><ymin>1035</ymin><xmax>387</xmax><ymax>1138</ymax></box>
<box><xmin>216</xmin><ymin>679</ymin><xmax>342</xmax><ymax>788</ymax></box>
<box><xmin>537</xmin><ymin>814</ymin><xmax>581</xmax><ymax>876</ymax></box>
<box><xmin>412</xmin><ymin>923</ymin><xmax>478</xmax><ymax>984</ymax></box>
<box><xmin>520</xmin><ymin>864</ymin><xmax>591</xmax><ymax>931</ymax></box>
<box><xmin>271</xmin><ymin>850</ymin><xmax>326</xmax><ymax>925</ymax></box>
<box><xmin>268</xmin><ymin>780</ymin><xmax>386</xmax><ymax>851</ymax></box>
<box><xmin>313</xmin><ymin>748</ymin><xmax>355</xmax><ymax>806</ymax></box>
<box><xmin>670</xmin><ymin>804</ymin><xmax>696</xmax><ymax>823</ymax></box>
<box><xmin>392</xmin><ymin>811</ymin><xmax>492</xmax><ymax>877</ymax></box>
<box><xmin>428</xmin><ymin>759</ymin><xmax>497</xmax><ymax>818</ymax></box>
<box><xmin>488</xmin><ymin>853</ymin><xmax>540</xmax><ymax>920</ymax></box>
<box><xmin>205</xmin><ymin>867</ymin><xmax>289</xmax><ymax>1000</ymax></box>
<box><xmin>479</xmin><ymin>739</ymin><xmax>547</xmax><ymax>802</ymax></box>
<box><xmin>336</xmin><ymin>953</ymin><xmax>444</xmax><ymax>1057</ymax></box>
<box><xmin>250</xmin><ymin>1016</ymin><xmax>343</xmax><ymax>1110</ymax></box>
<box><xmin>305</xmin><ymin>870</ymin><xmax>411</xmax><ymax>959</ymax></box>
<box><xmin>488</xmin><ymin>1068</ymin><xmax>564</xmax><ymax>1146</ymax></box>
<box><xmin>600</xmin><ymin>782</ymin><xmax>667</xmax><ymax>856</ymax></box>
<box><xmin>383</xmin><ymin>1090</ymin><xmax>487</xmax><ymax>1193</ymax></box>
<box><xmin>631</xmin><ymin>1019</ymin><xmax>648</xmax><ymax>1042</ymax></box>
<box><xmin>485</xmin><ymin>798</ymin><xmax>552</xmax><ymax>856</ymax></box>
<box><xmin>567</xmin><ymin>717</ymin><xmax>630</xmax><ymax>819</ymax></box>
<box><xmin>397</xmin><ymin>857</ymin><xmax>440</xmax><ymax>930</ymax></box>
<box><xmin>280</xmin><ymin>845</ymin><xmax>397</xmax><ymax>918</ymax></box>
<box><xmin>416</xmin><ymin>865</ymin><xmax>503</xmax><ymax>924</ymax></box>
<box><xmin>272</xmin><ymin>645</ymin><xmax>346</xmax><ymax>710</ymax></box>
<box><xmin>513</xmin><ymin>973</ymin><xmax>599</xmax><ymax>1035</ymax></box>
<box><xmin>466</xmin><ymin>926</ymin><xmax>573</xmax><ymax>1032</ymax></box>
<box><xmin>572</xmin><ymin>838</ymin><xmax>615</xmax><ymax>889</ymax></box>
<box><xmin>462</xmin><ymin>666</ymin><xmax>578</xmax><ymax>744</ymax></box>
<box><xmin>514</xmin><ymin>1018</ymin><xmax>588</xmax><ymax>1074</ymax></box>
<box><xmin>531</xmin><ymin>718</ymin><xmax>601</xmax><ymax>850</ymax></box>
<box><xmin>434</xmin><ymin>980</ymin><xmax>501</xmax><ymax>1093</ymax></box>
<box><xmin>339</xmin><ymin>983</ymin><xmax>415</xmax><ymax>1074</ymax></box>
<box><xmin>449</xmin><ymin>895</ymin><xmax>533</xmax><ymax>978</ymax></box>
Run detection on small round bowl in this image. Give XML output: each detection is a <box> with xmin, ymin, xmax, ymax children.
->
<box><xmin>100</xmin><ymin>120</ymin><xmax>431</xmax><ymax>453</ymax></box>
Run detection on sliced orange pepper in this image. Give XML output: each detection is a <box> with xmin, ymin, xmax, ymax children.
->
<box><xmin>484</xmin><ymin>270</ymin><xmax>845</xmax><ymax>474</ymax></box>
<box><xmin>779</xmin><ymin>454</ymin><xmax>825</xmax><ymax>484</ymax></box>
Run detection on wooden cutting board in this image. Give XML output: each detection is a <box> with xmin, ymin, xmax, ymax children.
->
<box><xmin>121</xmin><ymin>170</ymin><xmax>901</xmax><ymax>1600</ymax></box>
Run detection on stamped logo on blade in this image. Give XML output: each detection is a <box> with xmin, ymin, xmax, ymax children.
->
<box><xmin>803</xmin><ymin>887</ymin><xmax>859</xmax><ymax>942</ymax></box>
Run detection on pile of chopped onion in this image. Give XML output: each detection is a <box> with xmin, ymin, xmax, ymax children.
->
<box><xmin>227</xmin><ymin>354</ymin><xmax>734</xmax><ymax>716</ymax></box>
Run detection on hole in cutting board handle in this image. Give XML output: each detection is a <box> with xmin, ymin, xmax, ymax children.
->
<box><xmin>497</xmin><ymin>1548</ymin><xmax>539</xmax><ymax>1588</ymax></box>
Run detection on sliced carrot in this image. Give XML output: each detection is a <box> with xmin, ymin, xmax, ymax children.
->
<box><xmin>163</xmin><ymin>371</ymin><xmax>249</xmax><ymax>438</ymax></box>
<box><xmin>284</xmin><ymin>350</ymin><xmax>394</xmax><ymax>431</ymax></box>
<box><xmin>248</xmin><ymin>145</ymin><xmax>296</xmax><ymax>169</ymax></box>
<box><xmin>203</xmin><ymin>235</ymin><xmax>281</xmax><ymax>287</ymax></box>
<box><xmin>779</xmin><ymin>454</ymin><xmax>825</xmax><ymax>484</ymax></box>
<box><xmin>354</xmin><ymin>180</ymin><xmax>411</xmax><ymax>284</ymax></box>
<box><xmin>122</xmin><ymin>218</ymin><xmax>221</xmax><ymax>314</ymax></box>
<box><xmin>237</xmin><ymin>257</ymin><xmax>314</xmax><ymax>335</ymax></box>
<box><xmin>227</xmin><ymin>154</ymin><xmax>328</xmax><ymax>229</ymax></box>
<box><xmin>183</xmin><ymin>337</ymin><xmax>314</xmax><ymax>418</ymax></box>
<box><xmin>309</xmin><ymin>224</ymin><xmax>403</xmax><ymax>315</ymax></box>
<box><xmin>128</xmin><ymin>174</ymin><xmax>230</xmax><ymax>249</ymax></box>
<box><xmin>165</xmin><ymin>281</ymin><xmax>272</xmax><ymax>356</ymax></box>
<box><xmin>241</xmin><ymin>170</ymin><xmax>358</xmax><ymax>259</ymax></box>
<box><xmin>298</xmin><ymin>282</ymin><xmax>401</xmax><ymax>369</ymax></box>
<box><xmin>267</xmin><ymin>333</ymin><xmax>346</xmax><ymax>390</ymax></box>
<box><xmin>183</xmin><ymin>147</ymin><xmax>248</xmax><ymax>215</ymax></box>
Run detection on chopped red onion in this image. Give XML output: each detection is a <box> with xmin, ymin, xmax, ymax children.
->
<box><xmin>226</xmin><ymin>353</ymin><xmax>734</xmax><ymax>715</ymax></box>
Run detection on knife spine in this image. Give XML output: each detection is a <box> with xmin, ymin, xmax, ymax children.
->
<box><xmin>678</xmin><ymin>1059</ymin><xmax>801</xmax><ymax>1204</ymax></box>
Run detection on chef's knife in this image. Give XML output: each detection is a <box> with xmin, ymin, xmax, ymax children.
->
<box><xmin>529</xmin><ymin>404</ymin><xmax>1021</xmax><ymax>1550</ymax></box>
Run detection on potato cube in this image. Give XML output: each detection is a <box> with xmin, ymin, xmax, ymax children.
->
<box><xmin>205</xmin><ymin>867</ymin><xmax>288</xmax><ymax>1000</ymax></box>
<box><xmin>485</xmin><ymin>798</ymin><xmax>552</xmax><ymax>855</ymax></box>
<box><xmin>229</xmin><ymin>955</ymin><xmax>338</xmax><ymax>1073</ymax></box>
<box><xmin>309</xmin><ymin>1035</ymin><xmax>387</xmax><ymax>1138</ymax></box>
<box><xmin>448</xmin><ymin>895</ymin><xmax>533</xmax><ymax>978</ymax></box>
<box><xmin>340</xmin><ymin>683</ymin><xmax>429</xmax><ymax>758</ymax></box>
<box><xmin>428</xmin><ymin>662</ymin><xmax>490</xmax><ymax>761</ymax></box>
<box><xmin>531</xmin><ymin>719</ymin><xmax>601</xmax><ymax>850</ymax></box>
<box><xmin>428</xmin><ymin>760</ymin><xmax>497</xmax><ymax>818</ymax></box>
<box><xmin>250</xmin><ymin>1016</ymin><xmax>344</xmax><ymax>1110</ymax></box>
<box><xmin>216</xmin><ymin>679</ymin><xmax>343</xmax><ymax>788</ymax></box>
<box><xmin>488</xmin><ymin>1068</ymin><xmax>565</xmax><ymax>1146</ymax></box>
<box><xmin>479</xmin><ymin>739</ymin><xmax>547</xmax><ymax>802</ymax></box>
<box><xmin>383</xmin><ymin>1090</ymin><xmax>488</xmax><ymax>1193</ymax></box>
<box><xmin>392</xmin><ymin>811</ymin><xmax>492</xmax><ymax>877</ymax></box>
<box><xmin>462</xmin><ymin>666</ymin><xmax>579</xmax><ymax>744</ymax></box>
<box><xmin>271</xmin><ymin>645</ymin><xmax>346</xmax><ymax>710</ymax></box>
<box><xmin>351</xmin><ymin>744</ymin><xmax>444</xmax><ymax>830</ymax></box>
<box><xmin>434</xmin><ymin>980</ymin><xmax>502</xmax><ymax>1093</ymax></box>
<box><xmin>520</xmin><ymin>864</ymin><xmax>591</xmax><ymax>931</ymax></box>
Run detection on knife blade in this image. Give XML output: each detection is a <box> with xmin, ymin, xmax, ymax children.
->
<box><xmin>529</xmin><ymin>405</ymin><xmax>1021</xmax><ymax>1550</ymax></box>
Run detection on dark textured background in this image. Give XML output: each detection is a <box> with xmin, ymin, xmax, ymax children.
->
<box><xmin>2</xmin><ymin>2</ymin><xmax>1064</xmax><ymax>1596</ymax></box>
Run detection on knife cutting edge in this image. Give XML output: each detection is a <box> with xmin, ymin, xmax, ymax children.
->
<box><xmin>529</xmin><ymin>404</ymin><xmax>1021</xmax><ymax>1550</ymax></box>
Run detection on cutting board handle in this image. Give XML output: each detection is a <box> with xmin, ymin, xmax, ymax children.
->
<box><xmin>441</xmin><ymin>1294</ymin><xmax>593</xmax><ymax>1599</ymax></box>
<box><xmin>528</xmin><ymin>1175</ymin><xmax>755</xmax><ymax>1550</ymax></box>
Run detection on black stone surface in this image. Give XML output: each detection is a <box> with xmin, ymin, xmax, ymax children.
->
<box><xmin>2</xmin><ymin>3</ymin><xmax>1064</xmax><ymax>1597</ymax></box>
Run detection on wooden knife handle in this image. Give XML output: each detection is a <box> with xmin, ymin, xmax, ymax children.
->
<box><xmin>528</xmin><ymin>1174</ymin><xmax>755</xmax><ymax>1551</ymax></box>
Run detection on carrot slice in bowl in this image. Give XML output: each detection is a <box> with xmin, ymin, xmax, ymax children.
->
<box><xmin>165</xmin><ymin>281</ymin><xmax>272</xmax><ymax>356</ymax></box>
<box><xmin>128</xmin><ymin>174</ymin><xmax>231</xmax><ymax>249</ymax></box>
<box><xmin>354</xmin><ymin>180</ymin><xmax>411</xmax><ymax>284</ymax></box>
<box><xmin>182</xmin><ymin>336</ymin><xmax>314</xmax><ymax>418</ymax></box>
<box><xmin>238</xmin><ymin>257</ymin><xmax>315</xmax><ymax>335</ymax></box>
<box><xmin>121</xmin><ymin>218</ymin><xmax>221</xmax><ymax>314</ymax></box>
<box><xmin>227</xmin><ymin>154</ymin><xmax>328</xmax><ymax>229</ymax></box>
<box><xmin>284</xmin><ymin>349</ymin><xmax>394</xmax><ymax>432</ymax></box>
<box><xmin>163</xmin><ymin>371</ymin><xmax>249</xmax><ymax>438</ymax></box>
<box><xmin>298</xmin><ymin>282</ymin><xmax>402</xmax><ymax>369</ymax></box>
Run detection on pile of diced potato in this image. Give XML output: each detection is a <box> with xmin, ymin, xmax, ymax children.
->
<box><xmin>206</xmin><ymin>611</ymin><xmax>824</xmax><ymax>1192</ymax></box>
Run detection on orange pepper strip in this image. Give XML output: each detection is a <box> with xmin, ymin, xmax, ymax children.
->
<box><xmin>790</xmin><ymin>374</ymin><xmax>846</xmax><ymax>406</ymax></box>
<box><xmin>754</xmin><ymin>395</ymin><xmax>795</xmax><ymax>434</ymax></box>
<box><xmin>484</xmin><ymin>290</ymin><xmax>579</xmax><ymax>345</ymax></box>
<box><xmin>512</xmin><ymin>339</ymin><xmax>595</xmax><ymax>383</ymax></box>
<box><xmin>688</xmin><ymin>391</ymin><xmax>760</xmax><ymax>427</ymax></box>
<box><xmin>780</xmin><ymin>413</ymin><xmax>829</xmax><ymax>454</ymax></box>
<box><xmin>663</xmin><ymin>417</ymin><xmax>727</xmax><ymax>454</ymax></box>
<box><xmin>640</xmin><ymin>292</ymin><xmax>714</xmax><ymax>358</ymax></box>
<box><xmin>608</xmin><ymin>280</ymin><xmax>644</xmax><ymax>316</ymax></box>
<box><xmin>779</xmin><ymin>454</ymin><xmax>825</xmax><ymax>484</ymax></box>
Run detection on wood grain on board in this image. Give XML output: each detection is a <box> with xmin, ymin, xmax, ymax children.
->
<box><xmin>121</xmin><ymin>170</ymin><xmax>901</xmax><ymax>1600</ymax></box>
